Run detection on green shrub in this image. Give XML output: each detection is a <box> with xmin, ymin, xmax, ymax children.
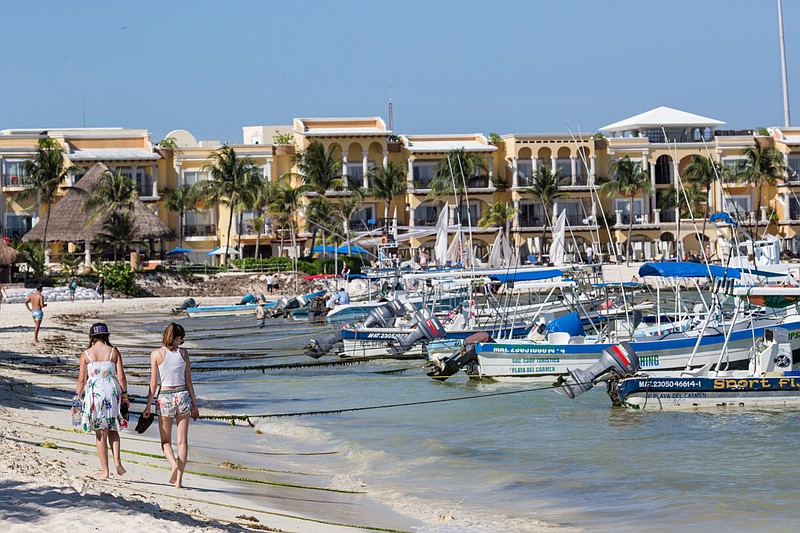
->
<box><xmin>98</xmin><ymin>261</ymin><xmax>138</xmax><ymax>296</ymax></box>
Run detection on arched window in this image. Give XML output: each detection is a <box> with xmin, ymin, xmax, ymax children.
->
<box><xmin>655</xmin><ymin>155</ymin><xmax>672</xmax><ymax>185</ymax></box>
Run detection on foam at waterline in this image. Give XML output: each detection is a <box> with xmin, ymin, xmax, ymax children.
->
<box><xmin>254</xmin><ymin>419</ymin><xmax>337</xmax><ymax>444</ymax></box>
<box><xmin>368</xmin><ymin>488</ymin><xmax>566</xmax><ymax>533</ymax></box>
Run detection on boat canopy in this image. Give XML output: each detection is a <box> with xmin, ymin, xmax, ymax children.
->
<box><xmin>487</xmin><ymin>268</ymin><xmax>563</xmax><ymax>283</ymax></box>
<box><xmin>545</xmin><ymin>312</ymin><xmax>585</xmax><ymax>337</ymax></box>
<box><xmin>638</xmin><ymin>262</ymin><xmax>741</xmax><ymax>279</ymax></box>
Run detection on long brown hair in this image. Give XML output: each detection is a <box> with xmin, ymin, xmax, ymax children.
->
<box><xmin>162</xmin><ymin>322</ymin><xmax>186</xmax><ymax>348</ymax></box>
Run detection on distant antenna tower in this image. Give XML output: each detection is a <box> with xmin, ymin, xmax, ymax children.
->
<box><xmin>778</xmin><ymin>0</ymin><xmax>791</xmax><ymax>126</ymax></box>
<box><xmin>388</xmin><ymin>86</ymin><xmax>394</xmax><ymax>131</ymax></box>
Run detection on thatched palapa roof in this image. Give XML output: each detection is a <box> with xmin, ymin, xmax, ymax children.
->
<box><xmin>22</xmin><ymin>163</ymin><xmax>173</xmax><ymax>243</ymax></box>
<box><xmin>0</xmin><ymin>238</ymin><xmax>20</xmax><ymax>266</ymax></box>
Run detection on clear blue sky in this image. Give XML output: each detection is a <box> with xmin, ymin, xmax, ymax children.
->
<box><xmin>1</xmin><ymin>1</ymin><xmax>797</xmax><ymax>143</ymax></box>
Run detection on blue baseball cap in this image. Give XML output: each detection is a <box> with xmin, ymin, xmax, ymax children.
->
<box><xmin>89</xmin><ymin>323</ymin><xmax>109</xmax><ymax>337</ymax></box>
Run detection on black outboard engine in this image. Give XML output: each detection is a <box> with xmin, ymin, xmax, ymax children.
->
<box><xmin>554</xmin><ymin>342</ymin><xmax>639</xmax><ymax>399</ymax></box>
<box><xmin>427</xmin><ymin>332</ymin><xmax>491</xmax><ymax>380</ymax></box>
<box><xmin>270</xmin><ymin>295</ymin><xmax>309</xmax><ymax>317</ymax></box>
<box><xmin>363</xmin><ymin>299</ymin><xmax>411</xmax><ymax>328</ymax></box>
<box><xmin>181</xmin><ymin>298</ymin><xmax>197</xmax><ymax>310</ymax></box>
<box><xmin>304</xmin><ymin>328</ymin><xmax>344</xmax><ymax>358</ymax></box>
<box><xmin>389</xmin><ymin>310</ymin><xmax>446</xmax><ymax>354</ymax></box>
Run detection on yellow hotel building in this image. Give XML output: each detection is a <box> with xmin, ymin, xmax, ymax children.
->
<box><xmin>2</xmin><ymin>106</ymin><xmax>800</xmax><ymax>266</ymax></box>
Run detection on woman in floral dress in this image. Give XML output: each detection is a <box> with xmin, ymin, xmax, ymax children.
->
<box><xmin>75</xmin><ymin>323</ymin><xmax>130</xmax><ymax>479</ymax></box>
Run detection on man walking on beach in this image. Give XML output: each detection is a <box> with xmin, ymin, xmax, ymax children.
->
<box><xmin>0</xmin><ymin>281</ymin><xmax>8</xmax><ymax>315</ymax></box>
<box><xmin>24</xmin><ymin>284</ymin><xmax>46</xmax><ymax>343</ymax></box>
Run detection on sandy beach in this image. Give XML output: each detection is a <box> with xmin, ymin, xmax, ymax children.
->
<box><xmin>0</xmin><ymin>296</ymin><xmax>422</xmax><ymax>533</ymax></box>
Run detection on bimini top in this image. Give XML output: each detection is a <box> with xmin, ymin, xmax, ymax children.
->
<box><xmin>487</xmin><ymin>268</ymin><xmax>564</xmax><ymax>283</ymax></box>
<box><xmin>638</xmin><ymin>262</ymin><xmax>741</xmax><ymax>279</ymax></box>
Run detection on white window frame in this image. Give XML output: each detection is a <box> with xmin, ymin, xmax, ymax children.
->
<box><xmin>183</xmin><ymin>170</ymin><xmax>209</xmax><ymax>187</ymax></box>
<box><xmin>614</xmin><ymin>198</ymin><xmax>645</xmax><ymax>216</ymax></box>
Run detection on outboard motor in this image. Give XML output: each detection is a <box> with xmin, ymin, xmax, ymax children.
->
<box><xmin>270</xmin><ymin>295</ymin><xmax>308</xmax><ymax>317</ymax></box>
<box><xmin>363</xmin><ymin>299</ymin><xmax>410</xmax><ymax>328</ymax></box>
<box><xmin>304</xmin><ymin>329</ymin><xmax>344</xmax><ymax>358</ymax></box>
<box><xmin>389</xmin><ymin>310</ymin><xmax>446</xmax><ymax>354</ymax></box>
<box><xmin>181</xmin><ymin>298</ymin><xmax>197</xmax><ymax>310</ymax></box>
<box><xmin>427</xmin><ymin>332</ymin><xmax>491</xmax><ymax>380</ymax></box>
<box><xmin>554</xmin><ymin>342</ymin><xmax>639</xmax><ymax>399</ymax></box>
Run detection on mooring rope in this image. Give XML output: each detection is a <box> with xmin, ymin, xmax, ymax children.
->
<box><xmin>198</xmin><ymin>382</ymin><xmax>562</xmax><ymax>424</ymax></box>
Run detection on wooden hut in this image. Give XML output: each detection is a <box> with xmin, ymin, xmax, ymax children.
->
<box><xmin>22</xmin><ymin>163</ymin><xmax>172</xmax><ymax>263</ymax></box>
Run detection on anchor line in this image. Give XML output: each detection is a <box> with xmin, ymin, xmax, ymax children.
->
<box><xmin>199</xmin><ymin>382</ymin><xmax>568</xmax><ymax>423</ymax></box>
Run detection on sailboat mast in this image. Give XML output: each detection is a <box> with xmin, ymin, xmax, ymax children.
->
<box><xmin>778</xmin><ymin>0</ymin><xmax>792</xmax><ymax>127</ymax></box>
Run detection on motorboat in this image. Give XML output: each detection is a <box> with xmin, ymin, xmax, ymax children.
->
<box><xmin>427</xmin><ymin>262</ymin><xmax>800</xmax><ymax>381</ymax></box>
<box><xmin>554</xmin><ymin>328</ymin><xmax>800</xmax><ymax>410</ymax></box>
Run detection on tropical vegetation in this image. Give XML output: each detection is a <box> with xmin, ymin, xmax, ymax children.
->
<box><xmin>526</xmin><ymin>166</ymin><xmax>571</xmax><ymax>258</ymax></box>
<box><xmin>426</xmin><ymin>148</ymin><xmax>488</xmax><ymax>204</ymax></box>
<box><xmin>737</xmin><ymin>140</ymin><xmax>786</xmax><ymax>237</ymax></box>
<box><xmin>16</xmin><ymin>138</ymin><xmax>72</xmax><ymax>253</ymax></box>
<box><xmin>202</xmin><ymin>145</ymin><xmax>259</xmax><ymax>264</ymax></box>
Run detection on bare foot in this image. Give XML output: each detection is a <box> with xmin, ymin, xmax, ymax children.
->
<box><xmin>94</xmin><ymin>471</ymin><xmax>109</xmax><ymax>480</ymax></box>
<box><xmin>168</xmin><ymin>467</ymin><xmax>178</xmax><ymax>484</ymax></box>
<box><xmin>174</xmin><ymin>482</ymin><xmax>185</xmax><ymax>489</ymax></box>
<box><xmin>115</xmin><ymin>464</ymin><xmax>126</xmax><ymax>476</ymax></box>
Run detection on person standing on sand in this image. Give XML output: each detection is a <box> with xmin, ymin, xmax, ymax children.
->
<box><xmin>69</xmin><ymin>278</ymin><xmax>78</xmax><ymax>302</ymax></box>
<box><xmin>143</xmin><ymin>322</ymin><xmax>200</xmax><ymax>489</ymax></box>
<box><xmin>96</xmin><ymin>273</ymin><xmax>105</xmax><ymax>303</ymax></box>
<box><xmin>0</xmin><ymin>281</ymin><xmax>8</xmax><ymax>314</ymax></box>
<box><xmin>24</xmin><ymin>284</ymin><xmax>46</xmax><ymax>343</ymax></box>
<box><xmin>256</xmin><ymin>301</ymin><xmax>267</xmax><ymax>328</ymax></box>
<box><xmin>75</xmin><ymin>323</ymin><xmax>130</xmax><ymax>479</ymax></box>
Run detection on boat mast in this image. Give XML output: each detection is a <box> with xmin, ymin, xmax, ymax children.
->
<box><xmin>778</xmin><ymin>0</ymin><xmax>792</xmax><ymax>127</ymax></box>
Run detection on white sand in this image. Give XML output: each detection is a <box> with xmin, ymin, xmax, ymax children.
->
<box><xmin>0</xmin><ymin>297</ymin><xmax>421</xmax><ymax>532</ymax></box>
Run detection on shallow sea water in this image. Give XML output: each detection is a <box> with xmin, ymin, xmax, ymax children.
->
<box><xmin>113</xmin><ymin>311</ymin><xmax>800</xmax><ymax>532</ymax></box>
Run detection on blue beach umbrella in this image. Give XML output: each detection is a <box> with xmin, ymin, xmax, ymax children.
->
<box><xmin>336</xmin><ymin>245</ymin><xmax>369</xmax><ymax>255</ymax></box>
<box><xmin>312</xmin><ymin>245</ymin><xmax>337</xmax><ymax>254</ymax></box>
<box><xmin>167</xmin><ymin>247</ymin><xmax>194</xmax><ymax>255</ymax></box>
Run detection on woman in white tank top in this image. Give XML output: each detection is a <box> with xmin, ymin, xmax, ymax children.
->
<box><xmin>143</xmin><ymin>322</ymin><xmax>199</xmax><ymax>488</ymax></box>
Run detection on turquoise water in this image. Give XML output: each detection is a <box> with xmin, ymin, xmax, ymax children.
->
<box><xmin>115</xmin><ymin>312</ymin><xmax>800</xmax><ymax>532</ymax></box>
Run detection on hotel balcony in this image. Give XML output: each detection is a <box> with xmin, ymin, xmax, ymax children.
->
<box><xmin>1</xmin><ymin>175</ymin><xmax>27</xmax><ymax>188</ymax></box>
<box><xmin>184</xmin><ymin>224</ymin><xmax>217</xmax><ymax>238</ymax></box>
<box><xmin>136</xmin><ymin>176</ymin><xmax>159</xmax><ymax>200</ymax></box>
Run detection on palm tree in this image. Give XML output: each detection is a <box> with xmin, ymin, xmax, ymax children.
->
<box><xmin>84</xmin><ymin>169</ymin><xmax>138</xmax><ymax>222</ymax></box>
<box><xmin>526</xmin><ymin>166</ymin><xmax>571</xmax><ymax>258</ymax></box>
<box><xmin>96</xmin><ymin>211</ymin><xmax>136</xmax><ymax>261</ymax></box>
<box><xmin>306</xmin><ymin>196</ymin><xmax>337</xmax><ymax>256</ymax></box>
<box><xmin>478</xmin><ymin>201</ymin><xmax>515</xmax><ymax>228</ymax></box>
<box><xmin>738</xmin><ymin>140</ymin><xmax>787</xmax><ymax>237</ymax></box>
<box><xmin>202</xmin><ymin>145</ymin><xmax>258</xmax><ymax>264</ymax></box>
<box><xmin>232</xmin><ymin>171</ymin><xmax>265</xmax><ymax>255</ymax></box>
<box><xmin>268</xmin><ymin>183</ymin><xmax>304</xmax><ymax>259</ymax></box>
<box><xmin>247</xmin><ymin>179</ymin><xmax>280</xmax><ymax>259</ymax></box>
<box><xmin>247</xmin><ymin>213</ymin><xmax>267</xmax><ymax>259</ymax></box>
<box><xmin>367</xmin><ymin>161</ymin><xmax>407</xmax><ymax>227</ymax></box>
<box><xmin>682</xmin><ymin>155</ymin><xmax>724</xmax><ymax>251</ymax></box>
<box><xmin>288</xmin><ymin>140</ymin><xmax>344</xmax><ymax>252</ymax></box>
<box><xmin>427</xmin><ymin>148</ymin><xmax>488</xmax><ymax>205</ymax></box>
<box><xmin>600</xmin><ymin>156</ymin><xmax>653</xmax><ymax>265</ymax></box>
<box><xmin>163</xmin><ymin>184</ymin><xmax>200</xmax><ymax>248</ymax></box>
<box><xmin>336</xmin><ymin>188</ymin><xmax>365</xmax><ymax>255</ymax></box>
<box><xmin>16</xmin><ymin>138</ymin><xmax>71</xmax><ymax>254</ymax></box>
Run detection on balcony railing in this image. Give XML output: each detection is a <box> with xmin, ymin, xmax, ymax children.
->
<box><xmin>660</xmin><ymin>210</ymin><xmax>677</xmax><ymax>223</ymax></box>
<box><xmin>518</xmin><ymin>216</ymin><xmax>543</xmax><ymax>227</ymax></box>
<box><xmin>137</xmin><ymin>177</ymin><xmax>157</xmax><ymax>197</ymax></box>
<box><xmin>184</xmin><ymin>224</ymin><xmax>216</xmax><ymax>237</ymax></box>
<box><xmin>2</xmin><ymin>175</ymin><xmax>27</xmax><ymax>187</ymax></box>
<box><xmin>348</xmin><ymin>218</ymin><xmax>382</xmax><ymax>231</ymax></box>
